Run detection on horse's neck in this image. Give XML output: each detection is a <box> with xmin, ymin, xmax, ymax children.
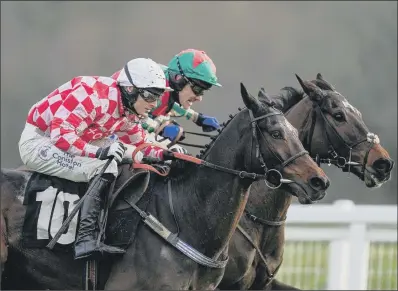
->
<box><xmin>172</xmin><ymin>118</ymin><xmax>252</xmax><ymax>258</ymax></box>
<box><xmin>285</xmin><ymin>97</ymin><xmax>314</xmax><ymax>143</ymax></box>
<box><xmin>246</xmin><ymin>182</ymin><xmax>292</xmax><ymax>227</ymax></box>
<box><xmin>261</xmin><ymin>189</ymin><xmax>291</xmax><ymax>265</ymax></box>
<box><xmin>286</xmin><ymin>97</ymin><xmax>331</xmax><ymax>157</ymax></box>
<box><xmin>246</xmin><ymin>183</ymin><xmax>292</xmax><ymax>262</ymax></box>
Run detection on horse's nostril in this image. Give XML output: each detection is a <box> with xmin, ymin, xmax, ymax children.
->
<box><xmin>373</xmin><ymin>158</ymin><xmax>394</xmax><ymax>173</ymax></box>
<box><xmin>309</xmin><ymin>176</ymin><xmax>328</xmax><ymax>191</ymax></box>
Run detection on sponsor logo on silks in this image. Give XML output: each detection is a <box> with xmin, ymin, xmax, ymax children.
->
<box><xmin>38</xmin><ymin>145</ymin><xmax>52</xmax><ymax>161</ymax></box>
<box><xmin>38</xmin><ymin>145</ymin><xmax>82</xmax><ymax>170</ymax></box>
<box><xmin>53</xmin><ymin>152</ymin><xmax>82</xmax><ymax>170</ymax></box>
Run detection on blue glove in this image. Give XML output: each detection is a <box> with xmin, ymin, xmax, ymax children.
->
<box><xmin>196</xmin><ymin>114</ymin><xmax>220</xmax><ymax>132</ymax></box>
<box><xmin>161</xmin><ymin>124</ymin><xmax>185</xmax><ymax>142</ymax></box>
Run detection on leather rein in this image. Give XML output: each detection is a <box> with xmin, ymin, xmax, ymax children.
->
<box><xmin>132</xmin><ymin>108</ymin><xmax>308</xmax><ymax>186</ymax></box>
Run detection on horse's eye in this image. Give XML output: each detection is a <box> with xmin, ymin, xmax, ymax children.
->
<box><xmin>271</xmin><ymin>131</ymin><xmax>282</xmax><ymax>139</ymax></box>
<box><xmin>333</xmin><ymin>112</ymin><xmax>345</xmax><ymax>122</ymax></box>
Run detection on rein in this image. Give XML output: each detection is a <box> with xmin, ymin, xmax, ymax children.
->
<box><xmin>131</xmin><ymin>143</ymin><xmax>267</xmax><ymax>180</ymax></box>
<box><xmin>175</xmin><ymin>131</ymin><xmax>214</xmax><ymax>149</ymax></box>
<box><xmin>132</xmin><ymin>108</ymin><xmax>308</xmax><ymax>185</ymax></box>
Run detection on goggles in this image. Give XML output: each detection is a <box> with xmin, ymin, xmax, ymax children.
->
<box><xmin>137</xmin><ymin>87</ymin><xmax>164</xmax><ymax>103</ymax></box>
<box><xmin>180</xmin><ymin>76</ymin><xmax>211</xmax><ymax>96</ymax></box>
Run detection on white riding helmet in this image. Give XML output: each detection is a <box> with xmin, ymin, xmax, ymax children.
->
<box><xmin>117</xmin><ymin>58</ymin><xmax>173</xmax><ymax>92</ymax></box>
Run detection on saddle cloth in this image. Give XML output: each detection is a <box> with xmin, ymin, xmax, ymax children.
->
<box><xmin>21</xmin><ymin>164</ymin><xmax>151</xmax><ymax>251</ymax></box>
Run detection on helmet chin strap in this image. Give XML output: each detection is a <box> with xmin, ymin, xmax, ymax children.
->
<box><xmin>119</xmin><ymin>85</ymin><xmax>139</xmax><ymax>115</ymax></box>
<box><xmin>167</xmin><ymin>72</ymin><xmax>184</xmax><ymax>106</ymax></box>
<box><xmin>171</xmin><ymin>91</ymin><xmax>181</xmax><ymax>106</ymax></box>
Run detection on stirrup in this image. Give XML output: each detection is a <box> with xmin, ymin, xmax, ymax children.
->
<box><xmin>74</xmin><ymin>241</ymin><xmax>125</xmax><ymax>260</ymax></box>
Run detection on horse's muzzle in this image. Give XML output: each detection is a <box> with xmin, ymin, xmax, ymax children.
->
<box><xmin>309</xmin><ymin>176</ymin><xmax>330</xmax><ymax>192</ymax></box>
<box><xmin>372</xmin><ymin>158</ymin><xmax>394</xmax><ymax>176</ymax></box>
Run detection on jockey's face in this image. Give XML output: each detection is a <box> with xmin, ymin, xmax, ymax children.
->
<box><xmin>133</xmin><ymin>95</ymin><xmax>157</xmax><ymax>118</ymax></box>
<box><xmin>178</xmin><ymin>84</ymin><xmax>203</xmax><ymax>110</ymax></box>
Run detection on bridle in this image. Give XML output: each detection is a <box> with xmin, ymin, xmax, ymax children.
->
<box><xmin>229</xmin><ymin>98</ymin><xmax>379</xmax><ymax>288</ymax></box>
<box><xmin>196</xmin><ymin>107</ymin><xmax>309</xmax><ymax>188</ymax></box>
<box><xmin>234</xmin><ymin>100</ymin><xmax>381</xmax><ymax>288</ymax></box>
<box><xmin>305</xmin><ymin>101</ymin><xmax>379</xmax><ymax>180</ymax></box>
<box><xmin>247</xmin><ymin>109</ymin><xmax>308</xmax><ymax>188</ymax></box>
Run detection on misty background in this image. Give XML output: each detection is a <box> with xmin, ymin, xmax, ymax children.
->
<box><xmin>1</xmin><ymin>1</ymin><xmax>396</xmax><ymax>205</ymax></box>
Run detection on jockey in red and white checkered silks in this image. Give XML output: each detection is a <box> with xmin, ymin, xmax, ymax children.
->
<box><xmin>18</xmin><ymin>57</ymin><xmax>175</xmax><ymax>260</ymax></box>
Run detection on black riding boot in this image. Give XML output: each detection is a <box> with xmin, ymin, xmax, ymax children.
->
<box><xmin>74</xmin><ymin>174</ymin><xmax>125</xmax><ymax>260</ymax></box>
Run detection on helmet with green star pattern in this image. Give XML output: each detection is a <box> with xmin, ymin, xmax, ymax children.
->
<box><xmin>167</xmin><ymin>49</ymin><xmax>221</xmax><ymax>88</ymax></box>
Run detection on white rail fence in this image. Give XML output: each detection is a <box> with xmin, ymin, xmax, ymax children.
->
<box><xmin>276</xmin><ymin>200</ymin><xmax>397</xmax><ymax>290</ymax></box>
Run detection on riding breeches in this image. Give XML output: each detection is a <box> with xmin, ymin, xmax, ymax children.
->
<box><xmin>18</xmin><ymin>123</ymin><xmax>119</xmax><ymax>183</ymax></box>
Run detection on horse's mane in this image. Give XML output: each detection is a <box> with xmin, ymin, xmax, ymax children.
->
<box><xmin>267</xmin><ymin>77</ymin><xmax>336</xmax><ymax>114</ymax></box>
<box><xmin>162</xmin><ymin>108</ymin><xmax>241</xmax><ymax>180</ymax></box>
<box><xmin>197</xmin><ymin>110</ymin><xmax>241</xmax><ymax>159</ymax></box>
<box><xmin>197</xmin><ymin>99</ymin><xmax>277</xmax><ymax>160</ymax></box>
<box><xmin>269</xmin><ymin>86</ymin><xmax>305</xmax><ymax>113</ymax></box>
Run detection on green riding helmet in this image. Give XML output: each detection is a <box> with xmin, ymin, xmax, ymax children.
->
<box><xmin>167</xmin><ymin>49</ymin><xmax>221</xmax><ymax>87</ymax></box>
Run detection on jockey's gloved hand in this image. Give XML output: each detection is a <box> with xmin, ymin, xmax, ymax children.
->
<box><xmin>162</xmin><ymin>150</ymin><xmax>177</xmax><ymax>161</ymax></box>
<box><xmin>195</xmin><ymin>113</ymin><xmax>220</xmax><ymax>132</ymax></box>
<box><xmin>161</xmin><ymin>123</ymin><xmax>185</xmax><ymax>142</ymax></box>
<box><xmin>96</xmin><ymin>142</ymin><xmax>126</xmax><ymax>163</ymax></box>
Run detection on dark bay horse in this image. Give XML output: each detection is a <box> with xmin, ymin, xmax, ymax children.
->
<box><xmin>0</xmin><ymin>83</ymin><xmax>329</xmax><ymax>290</ymax></box>
<box><xmin>218</xmin><ymin>74</ymin><xmax>395</xmax><ymax>290</ymax></box>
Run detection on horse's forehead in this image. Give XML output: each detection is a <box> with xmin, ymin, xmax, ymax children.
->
<box><xmin>332</xmin><ymin>92</ymin><xmax>362</xmax><ymax>117</ymax></box>
<box><xmin>341</xmin><ymin>99</ymin><xmax>361</xmax><ymax>116</ymax></box>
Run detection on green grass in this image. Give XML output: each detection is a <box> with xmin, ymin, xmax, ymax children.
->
<box><xmin>367</xmin><ymin>242</ymin><xmax>397</xmax><ymax>290</ymax></box>
<box><xmin>275</xmin><ymin>241</ymin><xmax>397</xmax><ymax>290</ymax></box>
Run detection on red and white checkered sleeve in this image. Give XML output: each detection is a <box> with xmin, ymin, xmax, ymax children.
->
<box><xmin>50</xmin><ymin>84</ymin><xmax>101</xmax><ymax>158</ymax></box>
<box><xmin>118</xmin><ymin>123</ymin><xmax>165</xmax><ymax>160</ymax></box>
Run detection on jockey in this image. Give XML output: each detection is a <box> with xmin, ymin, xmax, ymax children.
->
<box><xmin>18</xmin><ymin>58</ymin><xmax>175</xmax><ymax>260</ymax></box>
<box><xmin>111</xmin><ymin>49</ymin><xmax>222</xmax><ymax>148</ymax></box>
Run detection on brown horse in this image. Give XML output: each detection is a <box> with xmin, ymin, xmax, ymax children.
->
<box><xmin>218</xmin><ymin>73</ymin><xmax>394</xmax><ymax>290</ymax></box>
<box><xmin>0</xmin><ymin>83</ymin><xmax>329</xmax><ymax>290</ymax></box>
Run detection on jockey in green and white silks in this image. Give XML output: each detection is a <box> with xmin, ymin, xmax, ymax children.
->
<box><xmin>111</xmin><ymin>49</ymin><xmax>222</xmax><ymax>151</ymax></box>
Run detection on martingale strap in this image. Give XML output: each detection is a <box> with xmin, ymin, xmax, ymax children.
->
<box><xmin>84</xmin><ymin>260</ymin><xmax>97</xmax><ymax>290</ymax></box>
<box><xmin>123</xmin><ymin>183</ymin><xmax>229</xmax><ymax>269</ymax></box>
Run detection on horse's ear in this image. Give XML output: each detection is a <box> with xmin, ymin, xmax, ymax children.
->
<box><xmin>316</xmin><ymin>73</ymin><xmax>335</xmax><ymax>90</ymax></box>
<box><xmin>258</xmin><ymin>87</ymin><xmax>266</xmax><ymax>98</ymax></box>
<box><xmin>295</xmin><ymin>74</ymin><xmax>324</xmax><ymax>102</ymax></box>
<box><xmin>258</xmin><ymin>87</ymin><xmax>272</xmax><ymax>103</ymax></box>
<box><xmin>241</xmin><ymin>82</ymin><xmax>260</xmax><ymax>111</ymax></box>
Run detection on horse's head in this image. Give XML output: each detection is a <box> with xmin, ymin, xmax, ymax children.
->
<box><xmin>294</xmin><ymin>73</ymin><xmax>394</xmax><ymax>188</ymax></box>
<box><xmin>239</xmin><ymin>83</ymin><xmax>329</xmax><ymax>204</ymax></box>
